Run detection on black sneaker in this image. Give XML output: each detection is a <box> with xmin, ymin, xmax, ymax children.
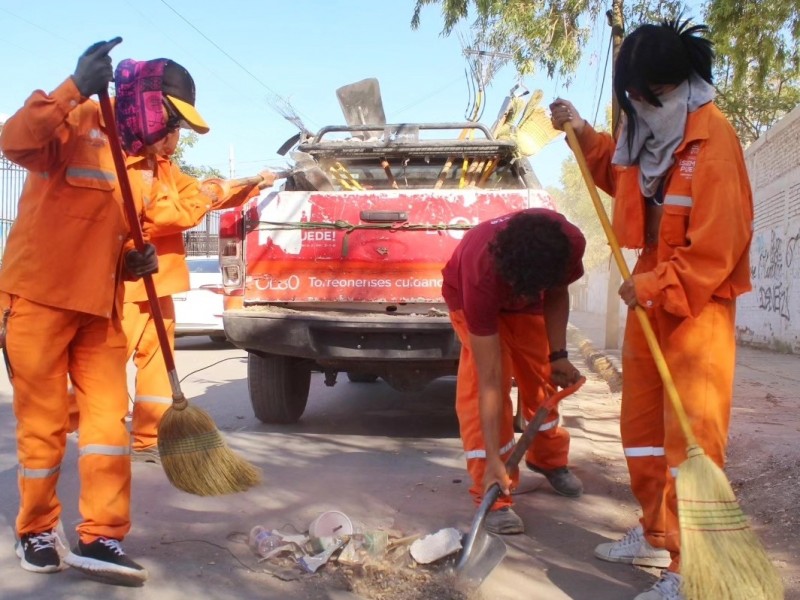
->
<box><xmin>65</xmin><ymin>537</ymin><xmax>148</xmax><ymax>586</ymax></box>
<box><xmin>16</xmin><ymin>530</ymin><xmax>67</xmax><ymax>573</ymax></box>
<box><xmin>526</xmin><ymin>462</ymin><xmax>584</xmax><ymax>497</ymax></box>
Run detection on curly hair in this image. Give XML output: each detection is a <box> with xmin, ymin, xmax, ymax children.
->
<box><xmin>615</xmin><ymin>16</ymin><xmax>715</xmax><ymax>152</ymax></box>
<box><xmin>488</xmin><ymin>212</ymin><xmax>571</xmax><ymax>299</ymax></box>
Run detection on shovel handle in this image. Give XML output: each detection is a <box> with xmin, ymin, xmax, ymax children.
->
<box><xmin>505</xmin><ymin>376</ymin><xmax>585</xmax><ymax>470</ymax></box>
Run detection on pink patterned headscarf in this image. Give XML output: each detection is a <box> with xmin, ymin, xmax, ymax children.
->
<box><xmin>113</xmin><ymin>59</ymin><xmax>169</xmax><ymax>155</ymax></box>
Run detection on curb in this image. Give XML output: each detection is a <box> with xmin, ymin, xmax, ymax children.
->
<box><xmin>567</xmin><ymin>324</ymin><xmax>623</xmax><ymax>394</ymax></box>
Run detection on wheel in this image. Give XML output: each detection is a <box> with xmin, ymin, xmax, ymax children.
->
<box><xmin>346</xmin><ymin>372</ymin><xmax>379</xmax><ymax>384</ymax></box>
<box><xmin>248</xmin><ymin>353</ymin><xmax>311</xmax><ymax>424</ymax></box>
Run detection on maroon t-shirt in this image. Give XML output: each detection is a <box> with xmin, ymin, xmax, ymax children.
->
<box><xmin>441</xmin><ymin>208</ymin><xmax>586</xmax><ymax>336</ymax></box>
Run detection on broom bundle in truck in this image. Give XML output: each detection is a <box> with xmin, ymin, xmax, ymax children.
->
<box><xmin>219</xmin><ymin>79</ymin><xmax>559</xmax><ymax>424</ymax></box>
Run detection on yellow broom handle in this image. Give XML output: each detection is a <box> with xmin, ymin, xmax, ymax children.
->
<box><xmin>563</xmin><ymin>122</ymin><xmax>699</xmax><ymax>448</ymax></box>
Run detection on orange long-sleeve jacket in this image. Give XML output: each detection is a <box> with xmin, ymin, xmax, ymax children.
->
<box><xmin>123</xmin><ymin>155</ymin><xmax>261</xmax><ymax>302</ymax></box>
<box><xmin>575</xmin><ymin>103</ymin><xmax>753</xmax><ymax>318</ymax></box>
<box><xmin>0</xmin><ymin>78</ymin><xmax>136</xmax><ymax>319</ymax></box>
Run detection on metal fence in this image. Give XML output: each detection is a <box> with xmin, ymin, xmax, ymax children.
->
<box><xmin>0</xmin><ymin>153</ymin><xmax>25</xmax><ymax>256</ymax></box>
<box><xmin>183</xmin><ymin>212</ymin><xmax>220</xmax><ymax>257</ymax></box>
<box><xmin>0</xmin><ymin>153</ymin><xmax>220</xmax><ymax>258</ymax></box>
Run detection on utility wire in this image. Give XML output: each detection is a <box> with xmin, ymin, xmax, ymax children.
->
<box><xmin>592</xmin><ymin>34</ymin><xmax>613</xmax><ymax>128</ymax></box>
<box><xmin>179</xmin><ymin>355</ymin><xmax>246</xmax><ymax>384</ymax></box>
<box><xmin>159</xmin><ymin>0</ymin><xmax>316</xmax><ymax>128</ymax></box>
<box><xmin>394</xmin><ymin>74</ymin><xmax>465</xmax><ymax>116</ymax></box>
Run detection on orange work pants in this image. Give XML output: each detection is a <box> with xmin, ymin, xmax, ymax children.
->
<box><xmin>4</xmin><ymin>295</ymin><xmax>131</xmax><ymax>542</ymax></box>
<box><xmin>622</xmin><ymin>249</ymin><xmax>736</xmax><ymax>571</ymax></box>
<box><xmin>450</xmin><ymin>310</ymin><xmax>570</xmax><ymax>509</ymax></box>
<box><xmin>122</xmin><ymin>296</ymin><xmax>175</xmax><ymax>451</ymax></box>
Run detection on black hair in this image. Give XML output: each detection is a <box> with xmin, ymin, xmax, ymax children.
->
<box><xmin>489</xmin><ymin>212</ymin><xmax>571</xmax><ymax>299</ymax></box>
<box><xmin>614</xmin><ymin>17</ymin><xmax>714</xmax><ymax>151</ymax></box>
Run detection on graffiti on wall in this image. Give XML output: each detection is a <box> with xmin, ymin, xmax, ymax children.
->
<box><xmin>751</xmin><ymin>227</ymin><xmax>800</xmax><ymax>322</ymax></box>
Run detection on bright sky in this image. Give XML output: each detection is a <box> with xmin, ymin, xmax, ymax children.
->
<box><xmin>0</xmin><ymin>0</ymin><xmax>615</xmax><ymax>189</ymax></box>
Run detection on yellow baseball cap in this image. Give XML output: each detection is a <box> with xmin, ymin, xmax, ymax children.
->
<box><xmin>162</xmin><ymin>60</ymin><xmax>210</xmax><ymax>134</ymax></box>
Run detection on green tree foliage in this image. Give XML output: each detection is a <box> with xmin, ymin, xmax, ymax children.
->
<box><xmin>170</xmin><ymin>131</ymin><xmax>223</xmax><ymax>179</ymax></box>
<box><xmin>707</xmin><ymin>0</ymin><xmax>800</xmax><ymax>145</ymax></box>
<box><xmin>411</xmin><ymin>0</ymin><xmax>683</xmax><ymax>80</ymax></box>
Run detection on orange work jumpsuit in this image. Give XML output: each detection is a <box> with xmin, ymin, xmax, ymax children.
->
<box><xmin>124</xmin><ymin>157</ymin><xmax>260</xmax><ymax>451</ymax></box>
<box><xmin>575</xmin><ymin>103</ymin><xmax>753</xmax><ymax>570</ymax></box>
<box><xmin>442</xmin><ymin>209</ymin><xmax>586</xmax><ymax>509</ymax></box>
<box><xmin>0</xmin><ymin>78</ymin><xmax>141</xmax><ymax>543</ymax></box>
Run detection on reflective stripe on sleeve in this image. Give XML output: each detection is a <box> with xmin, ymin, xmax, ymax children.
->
<box><xmin>670</xmin><ymin>467</ymin><xmax>679</xmax><ymax>478</ymax></box>
<box><xmin>465</xmin><ymin>438</ymin><xmax>516</xmax><ymax>461</ymax></box>
<box><xmin>623</xmin><ymin>446</ymin><xmax>666</xmax><ymax>457</ymax></box>
<box><xmin>664</xmin><ymin>194</ymin><xmax>692</xmax><ymax>207</ymax></box>
<box><xmin>65</xmin><ymin>167</ymin><xmax>116</xmax><ymax>184</ymax></box>
<box><xmin>79</xmin><ymin>444</ymin><xmax>130</xmax><ymax>458</ymax></box>
<box><xmin>134</xmin><ymin>395</ymin><xmax>173</xmax><ymax>406</ymax></box>
<box><xmin>18</xmin><ymin>464</ymin><xmax>60</xmax><ymax>479</ymax></box>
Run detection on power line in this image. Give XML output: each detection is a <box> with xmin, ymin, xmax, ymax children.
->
<box><xmin>394</xmin><ymin>75</ymin><xmax>464</xmax><ymax>115</ymax></box>
<box><xmin>158</xmin><ymin>0</ymin><xmax>316</xmax><ymax>128</ymax></box>
<box><xmin>592</xmin><ymin>33</ymin><xmax>613</xmax><ymax>128</ymax></box>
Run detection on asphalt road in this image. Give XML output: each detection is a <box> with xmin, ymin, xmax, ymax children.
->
<box><xmin>0</xmin><ymin>335</ymin><xmax>655</xmax><ymax>600</ymax></box>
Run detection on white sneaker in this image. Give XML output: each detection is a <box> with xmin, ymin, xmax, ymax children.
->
<box><xmin>634</xmin><ymin>571</ymin><xmax>684</xmax><ymax>600</ymax></box>
<box><xmin>594</xmin><ymin>524</ymin><xmax>671</xmax><ymax>568</ymax></box>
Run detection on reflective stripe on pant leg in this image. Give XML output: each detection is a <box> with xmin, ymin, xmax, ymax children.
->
<box><xmin>71</xmin><ymin>313</ymin><xmax>131</xmax><ymax>543</ymax></box>
<box><xmin>7</xmin><ymin>298</ymin><xmax>75</xmax><ymax>536</ymax></box>
<box><xmin>621</xmin><ymin>250</ymin><xmax>668</xmax><ymax>549</ymax></box>
<box><xmin>500</xmin><ymin>313</ymin><xmax>571</xmax><ymax>470</ymax></box>
<box><xmin>450</xmin><ymin>310</ymin><xmax>516</xmax><ymax>510</ymax></box>
<box><xmin>128</xmin><ymin>296</ymin><xmax>175</xmax><ymax>451</ymax></box>
<box><xmin>660</xmin><ymin>299</ymin><xmax>737</xmax><ymax>565</ymax></box>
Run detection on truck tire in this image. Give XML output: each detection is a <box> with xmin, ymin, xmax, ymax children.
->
<box><xmin>248</xmin><ymin>353</ymin><xmax>310</xmax><ymax>424</ymax></box>
<box><xmin>346</xmin><ymin>372</ymin><xmax>379</xmax><ymax>383</ymax></box>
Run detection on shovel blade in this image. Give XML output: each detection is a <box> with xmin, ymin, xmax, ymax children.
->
<box><xmin>336</xmin><ymin>78</ymin><xmax>386</xmax><ymax>139</ymax></box>
<box><xmin>454</xmin><ymin>528</ymin><xmax>507</xmax><ymax>589</ymax></box>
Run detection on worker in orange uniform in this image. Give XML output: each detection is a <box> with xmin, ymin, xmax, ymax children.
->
<box><xmin>550</xmin><ymin>18</ymin><xmax>753</xmax><ymax>600</ymax></box>
<box><xmin>0</xmin><ymin>38</ymin><xmax>162</xmax><ymax>585</ymax></box>
<box><xmin>442</xmin><ymin>208</ymin><xmax>586</xmax><ymax>535</ymax></box>
<box><xmin>112</xmin><ymin>58</ymin><xmax>277</xmax><ymax>463</ymax></box>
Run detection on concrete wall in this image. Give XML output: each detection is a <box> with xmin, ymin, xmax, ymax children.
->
<box><xmin>737</xmin><ymin>104</ymin><xmax>800</xmax><ymax>353</ymax></box>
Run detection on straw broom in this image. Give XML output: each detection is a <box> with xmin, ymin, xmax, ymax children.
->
<box><xmin>98</xmin><ymin>90</ymin><xmax>261</xmax><ymax>496</ymax></box>
<box><xmin>563</xmin><ymin>122</ymin><xmax>782</xmax><ymax>600</ymax></box>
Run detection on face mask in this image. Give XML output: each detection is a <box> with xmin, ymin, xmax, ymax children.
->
<box><xmin>612</xmin><ymin>74</ymin><xmax>716</xmax><ymax>197</ymax></box>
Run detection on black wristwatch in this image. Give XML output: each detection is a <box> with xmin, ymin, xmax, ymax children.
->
<box><xmin>548</xmin><ymin>349</ymin><xmax>568</xmax><ymax>362</ymax></box>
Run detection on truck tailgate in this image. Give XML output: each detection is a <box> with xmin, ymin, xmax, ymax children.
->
<box><xmin>242</xmin><ymin>189</ymin><xmax>555</xmax><ymax>303</ymax></box>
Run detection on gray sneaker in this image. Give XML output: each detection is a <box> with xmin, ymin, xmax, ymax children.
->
<box><xmin>131</xmin><ymin>446</ymin><xmax>161</xmax><ymax>465</ymax></box>
<box><xmin>526</xmin><ymin>462</ymin><xmax>583</xmax><ymax>497</ymax></box>
<box><xmin>594</xmin><ymin>524</ymin><xmax>671</xmax><ymax>568</ymax></box>
<box><xmin>484</xmin><ymin>507</ymin><xmax>524</xmax><ymax>535</ymax></box>
<box><xmin>634</xmin><ymin>571</ymin><xmax>684</xmax><ymax>600</ymax></box>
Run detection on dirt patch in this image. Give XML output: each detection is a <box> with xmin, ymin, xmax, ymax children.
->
<box><xmin>724</xmin><ymin>365</ymin><xmax>800</xmax><ymax>598</ymax></box>
<box><xmin>317</xmin><ymin>563</ymin><xmax>472</xmax><ymax>600</ymax></box>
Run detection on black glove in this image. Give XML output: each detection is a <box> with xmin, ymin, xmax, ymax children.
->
<box><xmin>125</xmin><ymin>243</ymin><xmax>158</xmax><ymax>279</ymax></box>
<box><xmin>71</xmin><ymin>37</ymin><xmax>123</xmax><ymax>98</ymax></box>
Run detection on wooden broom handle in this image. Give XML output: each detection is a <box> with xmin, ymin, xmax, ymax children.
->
<box><xmin>98</xmin><ymin>90</ymin><xmax>184</xmax><ymax>401</ymax></box>
<box><xmin>563</xmin><ymin>122</ymin><xmax>698</xmax><ymax>448</ymax></box>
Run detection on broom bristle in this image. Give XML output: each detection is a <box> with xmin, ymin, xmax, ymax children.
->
<box><xmin>158</xmin><ymin>404</ymin><xmax>262</xmax><ymax>496</ymax></box>
<box><xmin>677</xmin><ymin>448</ymin><xmax>783</xmax><ymax>600</ymax></box>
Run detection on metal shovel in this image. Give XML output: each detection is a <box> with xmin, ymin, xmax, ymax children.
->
<box><xmin>454</xmin><ymin>376</ymin><xmax>586</xmax><ymax>589</ymax></box>
<box><xmin>335</xmin><ymin>78</ymin><xmax>386</xmax><ymax>139</ymax></box>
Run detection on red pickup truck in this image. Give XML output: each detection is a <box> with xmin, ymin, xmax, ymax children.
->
<box><xmin>219</xmin><ymin>122</ymin><xmax>557</xmax><ymax>423</ymax></box>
